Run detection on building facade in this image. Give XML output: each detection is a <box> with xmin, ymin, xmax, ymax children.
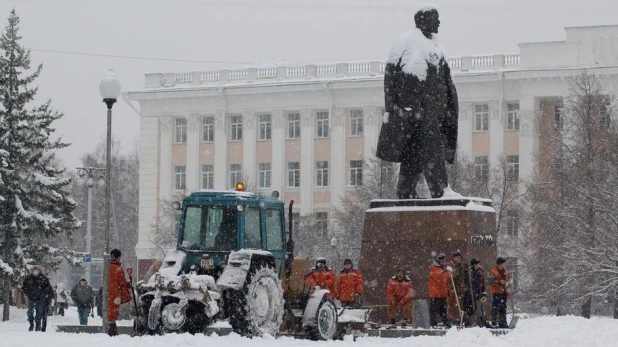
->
<box><xmin>127</xmin><ymin>25</ymin><xmax>618</xmax><ymax>274</ymax></box>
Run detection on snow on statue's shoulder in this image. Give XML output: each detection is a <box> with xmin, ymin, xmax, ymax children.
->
<box><xmin>387</xmin><ymin>28</ymin><xmax>445</xmax><ymax>81</ymax></box>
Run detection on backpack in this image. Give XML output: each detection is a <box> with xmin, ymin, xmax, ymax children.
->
<box><xmin>60</xmin><ymin>291</ymin><xmax>67</xmax><ymax>300</ymax></box>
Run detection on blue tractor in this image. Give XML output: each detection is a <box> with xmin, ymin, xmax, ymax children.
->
<box><xmin>136</xmin><ymin>184</ymin><xmax>343</xmax><ymax>339</ymax></box>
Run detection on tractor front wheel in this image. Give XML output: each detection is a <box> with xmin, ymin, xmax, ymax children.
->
<box><xmin>227</xmin><ymin>266</ymin><xmax>284</xmax><ymax>337</ymax></box>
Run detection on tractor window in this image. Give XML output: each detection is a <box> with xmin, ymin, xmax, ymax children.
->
<box><xmin>265</xmin><ymin>209</ymin><xmax>284</xmax><ymax>251</ymax></box>
<box><xmin>183</xmin><ymin>207</ymin><xmax>203</xmax><ymax>250</ymax></box>
<box><xmin>244</xmin><ymin>208</ymin><xmax>262</xmax><ymax>249</ymax></box>
<box><xmin>182</xmin><ymin>206</ymin><xmax>237</xmax><ymax>251</ymax></box>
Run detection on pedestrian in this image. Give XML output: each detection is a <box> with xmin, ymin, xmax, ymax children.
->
<box><xmin>143</xmin><ymin>259</ymin><xmax>163</xmax><ymax>282</ymax></box>
<box><xmin>429</xmin><ymin>253</ymin><xmax>452</xmax><ymax>328</ymax></box>
<box><xmin>386</xmin><ymin>268</ymin><xmax>413</xmax><ymax>326</ymax></box>
<box><xmin>22</xmin><ymin>265</ymin><xmax>54</xmax><ymax>332</ymax></box>
<box><xmin>447</xmin><ymin>251</ymin><xmax>470</xmax><ymax>325</ymax></box>
<box><xmin>71</xmin><ymin>278</ymin><xmax>95</xmax><ymax>325</ymax></box>
<box><xmin>467</xmin><ymin>258</ymin><xmax>488</xmax><ymax>327</ymax></box>
<box><xmin>489</xmin><ymin>257</ymin><xmax>511</xmax><ymax>328</ymax></box>
<box><xmin>336</xmin><ymin>259</ymin><xmax>363</xmax><ymax>308</ymax></box>
<box><xmin>305</xmin><ymin>258</ymin><xmax>336</xmax><ymax>298</ymax></box>
<box><xmin>55</xmin><ymin>283</ymin><xmax>68</xmax><ymax>316</ymax></box>
<box><xmin>108</xmin><ymin>249</ymin><xmax>132</xmax><ymax>336</ymax></box>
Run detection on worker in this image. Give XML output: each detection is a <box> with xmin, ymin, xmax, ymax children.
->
<box><xmin>489</xmin><ymin>257</ymin><xmax>511</xmax><ymax>328</ymax></box>
<box><xmin>305</xmin><ymin>258</ymin><xmax>336</xmax><ymax>298</ymax></box>
<box><xmin>386</xmin><ymin>268</ymin><xmax>413</xmax><ymax>325</ymax></box>
<box><xmin>429</xmin><ymin>253</ymin><xmax>452</xmax><ymax>328</ymax></box>
<box><xmin>336</xmin><ymin>259</ymin><xmax>364</xmax><ymax>308</ymax></box>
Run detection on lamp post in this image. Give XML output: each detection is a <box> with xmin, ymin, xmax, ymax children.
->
<box><xmin>75</xmin><ymin>167</ymin><xmax>106</xmax><ymax>285</ymax></box>
<box><xmin>99</xmin><ymin>69</ymin><xmax>121</xmax><ymax>334</ymax></box>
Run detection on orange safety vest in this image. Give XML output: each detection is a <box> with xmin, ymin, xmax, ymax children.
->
<box><xmin>489</xmin><ymin>266</ymin><xmax>510</xmax><ymax>295</ymax></box>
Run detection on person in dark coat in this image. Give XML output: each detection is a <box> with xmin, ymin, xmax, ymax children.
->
<box><xmin>467</xmin><ymin>258</ymin><xmax>488</xmax><ymax>327</ymax></box>
<box><xmin>376</xmin><ymin>5</ymin><xmax>458</xmax><ymax>199</ymax></box>
<box><xmin>22</xmin><ymin>265</ymin><xmax>54</xmax><ymax>332</ymax></box>
<box><xmin>71</xmin><ymin>278</ymin><xmax>95</xmax><ymax>325</ymax></box>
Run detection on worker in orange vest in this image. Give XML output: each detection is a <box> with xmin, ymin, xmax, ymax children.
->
<box><xmin>489</xmin><ymin>257</ymin><xmax>511</xmax><ymax>328</ymax></box>
<box><xmin>386</xmin><ymin>269</ymin><xmax>413</xmax><ymax>325</ymax></box>
<box><xmin>336</xmin><ymin>259</ymin><xmax>364</xmax><ymax>308</ymax></box>
<box><xmin>305</xmin><ymin>258</ymin><xmax>336</xmax><ymax>298</ymax></box>
<box><xmin>429</xmin><ymin>253</ymin><xmax>453</xmax><ymax>328</ymax></box>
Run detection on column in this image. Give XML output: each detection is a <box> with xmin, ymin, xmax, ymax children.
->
<box><xmin>242</xmin><ymin>112</ymin><xmax>256</xmax><ymax>188</ymax></box>
<box><xmin>186</xmin><ymin>115</ymin><xmax>200</xmax><ymax>192</ymax></box>
<box><xmin>159</xmin><ymin>116</ymin><xmax>172</xmax><ymax>200</ymax></box>
<box><xmin>330</xmin><ymin>108</ymin><xmax>345</xmax><ymax>211</ymax></box>
<box><xmin>518</xmin><ymin>95</ymin><xmax>538</xmax><ymax>186</ymax></box>
<box><xmin>300</xmin><ymin>109</ymin><xmax>314</xmax><ymax>215</ymax></box>
<box><xmin>213</xmin><ymin>111</ymin><xmax>227</xmax><ymax>190</ymax></box>
<box><xmin>135</xmin><ymin>117</ymin><xmax>159</xmax><ymax>260</ymax></box>
<box><xmin>271</xmin><ymin>110</ymin><xmax>285</xmax><ymax>195</ymax></box>
<box><xmin>457</xmin><ymin>104</ymin><xmax>472</xmax><ymax>159</ymax></box>
<box><xmin>489</xmin><ymin>101</ymin><xmax>504</xmax><ymax>167</ymax></box>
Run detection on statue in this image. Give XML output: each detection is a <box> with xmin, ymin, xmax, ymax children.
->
<box><xmin>376</xmin><ymin>5</ymin><xmax>458</xmax><ymax>199</ymax></box>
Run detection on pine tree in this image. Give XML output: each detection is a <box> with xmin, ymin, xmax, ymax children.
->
<box><xmin>0</xmin><ymin>9</ymin><xmax>81</xmax><ymax>321</ymax></box>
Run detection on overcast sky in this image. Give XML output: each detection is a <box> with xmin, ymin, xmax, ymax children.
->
<box><xmin>3</xmin><ymin>0</ymin><xmax>618</xmax><ymax>169</ymax></box>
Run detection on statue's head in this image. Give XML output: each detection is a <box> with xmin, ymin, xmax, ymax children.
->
<box><xmin>414</xmin><ymin>6</ymin><xmax>440</xmax><ymax>38</ymax></box>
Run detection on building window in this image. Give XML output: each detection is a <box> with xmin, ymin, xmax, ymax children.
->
<box><xmin>174</xmin><ymin>166</ymin><xmax>186</xmax><ymax>190</ymax></box>
<box><xmin>259</xmin><ymin>114</ymin><xmax>272</xmax><ymax>140</ymax></box>
<box><xmin>316</xmin><ymin>161</ymin><xmax>328</xmax><ymax>187</ymax></box>
<box><xmin>507</xmin><ymin>103</ymin><xmax>520</xmax><ymax>131</ymax></box>
<box><xmin>316</xmin><ymin>112</ymin><xmax>329</xmax><ymax>138</ymax></box>
<box><xmin>474</xmin><ymin>156</ymin><xmax>488</xmax><ymax>181</ymax></box>
<box><xmin>288</xmin><ymin>113</ymin><xmax>300</xmax><ymax>139</ymax></box>
<box><xmin>287</xmin><ymin>162</ymin><xmax>300</xmax><ymax>188</ymax></box>
<box><xmin>202</xmin><ymin>117</ymin><xmax>214</xmax><ymax>142</ymax></box>
<box><xmin>507</xmin><ymin>155</ymin><xmax>519</xmax><ymax>182</ymax></box>
<box><xmin>201</xmin><ymin>165</ymin><xmax>213</xmax><ymax>189</ymax></box>
<box><xmin>350</xmin><ymin>160</ymin><xmax>363</xmax><ymax>186</ymax></box>
<box><xmin>175</xmin><ymin>118</ymin><xmax>187</xmax><ymax>143</ymax></box>
<box><xmin>554</xmin><ymin>105</ymin><xmax>563</xmax><ymax>132</ymax></box>
<box><xmin>600</xmin><ymin>101</ymin><xmax>610</xmax><ymax>128</ymax></box>
<box><xmin>505</xmin><ymin>210</ymin><xmax>519</xmax><ymax>237</ymax></box>
<box><xmin>380</xmin><ymin>161</ymin><xmax>396</xmax><ymax>183</ymax></box>
<box><xmin>231</xmin><ymin>115</ymin><xmax>243</xmax><ymax>141</ymax></box>
<box><xmin>230</xmin><ymin>164</ymin><xmax>242</xmax><ymax>188</ymax></box>
<box><xmin>315</xmin><ymin>212</ymin><xmax>328</xmax><ymax>237</ymax></box>
<box><xmin>475</xmin><ymin>104</ymin><xmax>489</xmax><ymax>131</ymax></box>
<box><xmin>350</xmin><ymin>110</ymin><xmax>363</xmax><ymax>136</ymax></box>
<box><xmin>259</xmin><ymin>163</ymin><xmax>271</xmax><ymax>188</ymax></box>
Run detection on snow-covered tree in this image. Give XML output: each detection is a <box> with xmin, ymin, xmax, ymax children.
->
<box><xmin>0</xmin><ymin>9</ymin><xmax>81</xmax><ymax>320</ymax></box>
<box><xmin>149</xmin><ymin>193</ymin><xmax>184</xmax><ymax>258</ymax></box>
<box><xmin>331</xmin><ymin>155</ymin><xmax>398</xmax><ymax>264</ymax></box>
<box><xmin>66</xmin><ymin>139</ymin><xmax>139</xmax><ymax>271</ymax></box>
<box><xmin>523</xmin><ymin>72</ymin><xmax>618</xmax><ymax>317</ymax></box>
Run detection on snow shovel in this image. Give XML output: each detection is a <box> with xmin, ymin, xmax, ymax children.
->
<box><xmin>126</xmin><ymin>267</ymin><xmax>141</xmax><ymax>336</ymax></box>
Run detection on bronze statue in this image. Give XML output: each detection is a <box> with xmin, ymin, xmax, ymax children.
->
<box><xmin>376</xmin><ymin>6</ymin><xmax>458</xmax><ymax>199</ymax></box>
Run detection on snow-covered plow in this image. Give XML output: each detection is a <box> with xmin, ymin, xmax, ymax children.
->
<box><xmin>135</xmin><ymin>250</ymin><xmax>220</xmax><ymax>335</ymax></box>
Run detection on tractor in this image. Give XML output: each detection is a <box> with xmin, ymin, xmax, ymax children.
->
<box><xmin>135</xmin><ymin>184</ymin><xmax>366</xmax><ymax>339</ymax></box>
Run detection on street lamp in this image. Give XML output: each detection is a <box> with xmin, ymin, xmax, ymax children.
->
<box><xmin>75</xmin><ymin>167</ymin><xmax>106</xmax><ymax>285</ymax></box>
<box><xmin>99</xmin><ymin>69</ymin><xmax>120</xmax><ymax>334</ymax></box>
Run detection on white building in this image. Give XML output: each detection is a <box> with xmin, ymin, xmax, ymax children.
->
<box><xmin>126</xmin><ymin>25</ymin><xmax>618</xmax><ymax>275</ymax></box>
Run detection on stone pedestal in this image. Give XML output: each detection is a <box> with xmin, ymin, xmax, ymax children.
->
<box><xmin>359</xmin><ymin>198</ymin><xmax>496</xmax><ymax>323</ymax></box>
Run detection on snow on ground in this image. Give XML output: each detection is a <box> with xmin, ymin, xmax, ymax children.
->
<box><xmin>1</xmin><ymin>308</ymin><xmax>618</xmax><ymax>347</ymax></box>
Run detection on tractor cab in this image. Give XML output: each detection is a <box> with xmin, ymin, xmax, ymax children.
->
<box><xmin>175</xmin><ymin>183</ymin><xmax>287</xmax><ymax>279</ymax></box>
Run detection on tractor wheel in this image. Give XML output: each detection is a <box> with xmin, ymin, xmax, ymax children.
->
<box><xmin>308</xmin><ymin>298</ymin><xmax>338</xmax><ymax>341</ymax></box>
<box><xmin>228</xmin><ymin>266</ymin><xmax>284</xmax><ymax>337</ymax></box>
